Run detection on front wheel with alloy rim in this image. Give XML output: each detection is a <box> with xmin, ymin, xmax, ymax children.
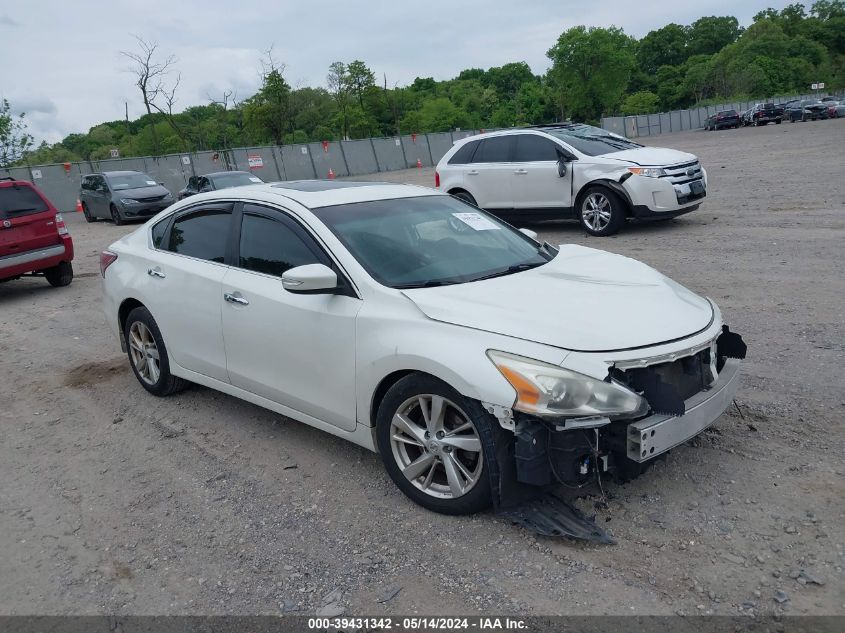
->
<box><xmin>376</xmin><ymin>374</ymin><xmax>493</xmax><ymax>515</ymax></box>
<box><xmin>110</xmin><ymin>204</ymin><xmax>125</xmax><ymax>226</ymax></box>
<box><xmin>124</xmin><ymin>306</ymin><xmax>188</xmax><ymax>396</ymax></box>
<box><xmin>577</xmin><ymin>186</ymin><xmax>626</xmax><ymax>236</ymax></box>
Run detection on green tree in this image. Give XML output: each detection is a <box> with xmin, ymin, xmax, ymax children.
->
<box><xmin>621</xmin><ymin>91</ymin><xmax>661</xmax><ymax>114</ymax></box>
<box><xmin>687</xmin><ymin>16</ymin><xmax>743</xmax><ymax>56</ymax></box>
<box><xmin>0</xmin><ymin>99</ymin><xmax>34</xmax><ymax>166</ymax></box>
<box><xmin>547</xmin><ymin>25</ymin><xmax>636</xmax><ymax>121</ymax></box>
<box><xmin>637</xmin><ymin>23</ymin><xmax>689</xmax><ymax>73</ymax></box>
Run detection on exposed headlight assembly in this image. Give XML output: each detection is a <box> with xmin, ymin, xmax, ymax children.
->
<box><xmin>627</xmin><ymin>167</ymin><xmax>666</xmax><ymax>178</ymax></box>
<box><xmin>120</xmin><ymin>198</ymin><xmax>139</xmax><ymax>205</ymax></box>
<box><xmin>487</xmin><ymin>350</ymin><xmax>648</xmax><ymax>419</ymax></box>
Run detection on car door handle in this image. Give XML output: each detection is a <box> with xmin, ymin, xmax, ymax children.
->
<box><xmin>514</xmin><ymin>169</ymin><xmax>528</xmax><ymax>175</ymax></box>
<box><xmin>147</xmin><ymin>267</ymin><xmax>166</xmax><ymax>278</ymax></box>
<box><xmin>224</xmin><ymin>292</ymin><xmax>249</xmax><ymax>306</ymax></box>
<box><xmin>467</xmin><ymin>170</ymin><xmax>479</xmax><ymax>175</ymax></box>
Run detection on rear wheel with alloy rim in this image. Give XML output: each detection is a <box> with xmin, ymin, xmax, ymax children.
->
<box><xmin>577</xmin><ymin>186</ymin><xmax>626</xmax><ymax>237</ymax></box>
<box><xmin>124</xmin><ymin>306</ymin><xmax>188</xmax><ymax>396</ymax></box>
<box><xmin>376</xmin><ymin>374</ymin><xmax>493</xmax><ymax>515</ymax></box>
<box><xmin>451</xmin><ymin>190</ymin><xmax>477</xmax><ymax>207</ymax></box>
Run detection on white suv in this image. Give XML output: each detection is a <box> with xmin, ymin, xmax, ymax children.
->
<box><xmin>435</xmin><ymin>124</ymin><xmax>707</xmax><ymax>236</ymax></box>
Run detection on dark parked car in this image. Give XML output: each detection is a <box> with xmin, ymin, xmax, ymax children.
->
<box><xmin>704</xmin><ymin>109</ymin><xmax>740</xmax><ymax>130</ymax></box>
<box><xmin>80</xmin><ymin>171</ymin><xmax>174</xmax><ymax>225</ymax></box>
<box><xmin>748</xmin><ymin>103</ymin><xmax>783</xmax><ymax>126</ymax></box>
<box><xmin>784</xmin><ymin>100</ymin><xmax>829</xmax><ymax>122</ymax></box>
<box><xmin>177</xmin><ymin>171</ymin><xmax>264</xmax><ymax>200</ymax></box>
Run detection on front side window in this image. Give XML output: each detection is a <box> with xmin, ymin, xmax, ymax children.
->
<box><xmin>237</xmin><ymin>212</ymin><xmax>321</xmax><ymax>277</ymax></box>
<box><xmin>166</xmin><ymin>209</ymin><xmax>230</xmax><ymax>262</ymax></box>
<box><xmin>513</xmin><ymin>135</ymin><xmax>561</xmax><ymax>162</ymax></box>
<box><xmin>312</xmin><ymin>195</ymin><xmax>553</xmax><ymax>289</ymax></box>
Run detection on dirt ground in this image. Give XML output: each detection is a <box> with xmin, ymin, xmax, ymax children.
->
<box><xmin>1</xmin><ymin>119</ymin><xmax>843</xmax><ymax>618</ymax></box>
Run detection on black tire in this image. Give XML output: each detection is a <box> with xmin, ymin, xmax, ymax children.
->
<box><xmin>82</xmin><ymin>202</ymin><xmax>95</xmax><ymax>223</ymax></box>
<box><xmin>375</xmin><ymin>373</ymin><xmax>494</xmax><ymax>515</ymax></box>
<box><xmin>110</xmin><ymin>204</ymin><xmax>125</xmax><ymax>226</ymax></box>
<box><xmin>123</xmin><ymin>306</ymin><xmax>189</xmax><ymax>397</ymax></box>
<box><xmin>451</xmin><ymin>190</ymin><xmax>477</xmax><ymax>207</ymax></box>
<box><xmin>44</xmin><ymin>261</ymin><xmax>73</xmax><ymax>287</ymax></box>
<box><xmin>776</xmin><ymin>119</ymin><xmax>782</xmax><ymax>124</ymax></box>
<box><xmin>577</xmin><ymin>186</ymin><xmax>627</xmax><ymax>237</ymax></box>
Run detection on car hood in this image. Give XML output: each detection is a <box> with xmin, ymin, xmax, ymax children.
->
<box><xmin>401</xmin><ymin>245</ymin><xmax>714</xmax><ymax>353</ymax></box>
<box><xmin>114</xmin><ymin>185</ymin><xmax>171</xmax><ymax>199</ymax></box>
<box><xmin>601</xmin><ymin>147</ymin><xmax>697</xmax><ymax>167</ymax></box>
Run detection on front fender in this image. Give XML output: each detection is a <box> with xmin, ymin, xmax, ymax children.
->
<box><xmin>355</xmin><ymin>301</ymin><xmax>569</xmax><ymax>427</ymax></box>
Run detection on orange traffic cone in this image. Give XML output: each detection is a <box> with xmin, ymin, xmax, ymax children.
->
<box><xmin>75</xmin><ymin>199</ymin><xmax>83</xmax><ymax>213</ymax></box>
<box><xmin>416</xmin><ymin>159</ymin><xmax>422</xmax><ymax>169</ymax></box>
<box><xmin>328</xmin><ymin>168</ymin><xmax>335</xmax><ymax>180</ymax></box>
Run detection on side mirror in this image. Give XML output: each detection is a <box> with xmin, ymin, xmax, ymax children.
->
<box><xmin>519</xmin><ymin>228</ymin><xmax>539</xmax><ymax>241</ymax></box>
<box><xmin>282</xmin><ymin>263</ymin><xmax>338</xmax><ymax>294</ymax></box>
<box><xmin>557</xmin><ymin>158</ymin><xmax>568</xmax><ymax>178</ymax></box>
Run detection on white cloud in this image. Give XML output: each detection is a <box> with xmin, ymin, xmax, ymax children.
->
<box><xmin>0</xmin><ymin>0</ymin><xmax>793</xmax><ymax>144</ymax></box>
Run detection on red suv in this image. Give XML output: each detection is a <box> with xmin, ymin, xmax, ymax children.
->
<box><xmin>1</xmin><ymin>177</ymin><xmax>74</xmax><ymax>287</ymax></box>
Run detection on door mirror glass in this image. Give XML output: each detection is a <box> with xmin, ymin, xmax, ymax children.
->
<box><xmin>557</xmin><ymin>158</ymin><xmax>568</xmax><ymax>178</ymax></box>
<box><xmin>282</xmin><ymin>263</ymin><xmax>338</xmax><ymax>294</ymax></box>
<box><xmin>518</xmin><ymin>228</ymin><xmax>539</xmax><ymax>241</ymax></box>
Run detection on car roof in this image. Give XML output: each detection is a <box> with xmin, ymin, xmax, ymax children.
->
<box><xmin>179</xmin><ymin>180</ymin><xmax>442</xmax><ymax>209</ymax></box>
<box><xmin>202</xmin><ymin>171</ymin><xmax>251</xmax><ymax>178</ymax></box>
<box><xmin>99</xmin><ymin>170</ymin><xmax>147</xmax><ymax>176</ymax></box>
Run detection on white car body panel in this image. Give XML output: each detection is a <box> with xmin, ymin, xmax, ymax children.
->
<box><xmin>401</xmin><ymin>244</ymin><xmax>713</xmax><ymax>352</ymax></box>
<box><xmin>220</xmin><ymin>266</ymin><xmax>362</xmax><ymax>431</ymax></box>
<box><xmin>103</xmin><ymin>183</ymin><xmax>736</xmax><ymax>461</ymax></box>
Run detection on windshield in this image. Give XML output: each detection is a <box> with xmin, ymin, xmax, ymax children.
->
<box><xmin>311</xmin><ymin>195</ymin><xmax>554</xmax><ymax>289</ymax></box>
<box><xmin>106</xmin><ymin>173</ymin><xmax>157</xmax><ymax>190</ymax></box>
<box><xmin>542</xmin><ymin>124</ymin><xmax>642</xmax><ymax>157</ymax></box>
<box><xmin>0</xmin><ymin>184</ymin><xmax>49</xmax><ymax>219</ymax></box>
<box><xmin>211</xmin><ymin>172</ymin><xmax>263</xmax><ymax>189</ymax></box>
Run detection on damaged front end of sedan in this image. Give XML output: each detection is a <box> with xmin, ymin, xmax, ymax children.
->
<box><xmin>482</xmin><ymin>326</ymin><xmax>747</xmax><ymax>544</ymax></box>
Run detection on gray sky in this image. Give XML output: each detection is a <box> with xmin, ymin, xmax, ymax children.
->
<box><xmin>1</xmin><ymin>0</ymin><xmax>792</xmax><ymax>145</ymax></box>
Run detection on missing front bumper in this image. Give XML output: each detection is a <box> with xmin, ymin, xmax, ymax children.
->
<box><xmin>626</xmin><ymin>359</ymin><xmax>741</xmax><ymax>462</ymax></box>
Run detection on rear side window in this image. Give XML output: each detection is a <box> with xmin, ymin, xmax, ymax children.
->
<box><xmin>448</xmin><ymin>141</ymin><xmax>479</xmax><ymax>165</ymax></box>
<box><xmin>473</xmin><ymin>137</ymin><xmax>513</xmax><ymax>163</ymax></box>
<box><xmin>151</xmin><ymin>218</ymin><xmax>169</xmax><ymax>249</ymax></box>
<box><xmin>238</xmin><ymin>212</ymin><xmax>321</xmax><ymax>277</ymax></box>
<box><xmin>513</xmin><ymin>135</ymin><xmax>560</xmax><ymax>162</ymax></box>
<box><xmin>0</xmin><ymin>184</ymin><xmax>49</xmax><ymax>220</ymax></box>
<box><xmin>166</xmin><ymin>209</ymin><xmax>230</xmax><ymax>263</ymax></box>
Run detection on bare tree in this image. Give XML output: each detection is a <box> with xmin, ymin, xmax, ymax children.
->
<box><xmin>121</xmin><ymin>36</ymin><xmax>177</xmax><ymax>154</ymax></box>
<box><xmin>207</xmin><ymin>89</ymin><xmax>240</xmax><ymax>151</ymax></box>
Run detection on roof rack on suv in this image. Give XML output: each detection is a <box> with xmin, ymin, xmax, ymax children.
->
<box><xmin>0</xmin><ymin>176</ymin><xmax>17</xmax><ymax>182</ymax></box>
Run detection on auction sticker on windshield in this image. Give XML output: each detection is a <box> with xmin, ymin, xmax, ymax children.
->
<box><xmin>452</xmin><ymin>212</ymin><xmax>500</xmax><ymax>231</ymax></box>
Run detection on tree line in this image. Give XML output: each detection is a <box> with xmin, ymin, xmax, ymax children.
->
<box><xmin>3</xmin><ymin>1</ymin><xmax>843</xmax><ymax>167</ymax></box>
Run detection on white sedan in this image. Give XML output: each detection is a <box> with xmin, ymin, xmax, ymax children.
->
<box><xmin>101</xmin><ymin>181</ymin><xmax>745</xmax><ymax>516</ymax></box>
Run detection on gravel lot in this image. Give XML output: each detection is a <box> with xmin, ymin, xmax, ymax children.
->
<box><xmin>1</xmin><ymin>119</ymin><xmax>843</xmax><ymax>618</ymax></box>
